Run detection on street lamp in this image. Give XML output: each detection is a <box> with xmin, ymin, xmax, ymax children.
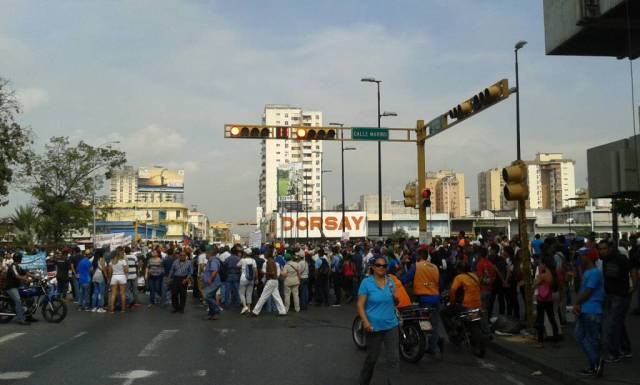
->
<box><xmin>361</xmin><ymin>78</ymin><xmax>397</xmax><ymax>238</ymax></box>
<box><xmin>514</xmin><ymin>40</ymin><xmax>527</xmax><ymax>161</ymax></box>
<box><xmin>330</xmin><ymin>122</ymin><xmax>357</xmax><ymax>234</ymax></box>
<box><xmin>93</xmin><ymin>140</ymin><xmax>120</xmax><ymax>246</ymax></box>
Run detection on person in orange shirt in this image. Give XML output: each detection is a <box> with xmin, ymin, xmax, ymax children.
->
<box><xmin>442</xmin><ymin>262</ymin><xmax>482</xmax><ymax>340</ymax></box>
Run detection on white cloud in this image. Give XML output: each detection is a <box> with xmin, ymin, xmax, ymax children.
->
<box><xmin>16</xmin><ymin>88</ymin><xmax>49</xmax><ymax>112</ymax></box>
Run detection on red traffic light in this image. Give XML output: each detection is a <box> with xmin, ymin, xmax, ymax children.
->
<box><xmin>422</xmin><ymin>189</ymin><xmax>431</xmax><ymax>199</ymax></box>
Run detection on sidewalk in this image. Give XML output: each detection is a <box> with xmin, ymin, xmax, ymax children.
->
<box><xmin>489</xmin><ymin>312</ymin><xmax>639</xmax><ymax>385</ymax></box>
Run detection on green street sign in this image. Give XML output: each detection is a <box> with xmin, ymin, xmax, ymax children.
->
<box><xmin>351</xmin><ymin>127</ymin><xmax>389</xmax><ymax>141</ymax></box>
<box><xmin>426</xmin><ymin>115</ymin><xmax>447</xmax><ymax>137</ymax></box>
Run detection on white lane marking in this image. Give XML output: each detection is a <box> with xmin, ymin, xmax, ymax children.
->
<box><xmin>33</xmin><ymin>331</ymin><xmax>87</xmax><ymax>358</ymax></box>
<box><xmin>110</xmin><ymin>370</ymin><xmax>156</xmax><ymax>385</ymax></box>
<box><xmin>502</xmin><ymin>373</ymin><xmax>526</xmax><ymax>385</ymax></box>
<box><xmin>0</xmin><ymin>333</ymin><xmax>25</xmax><ymax>345</ymax></box>
<box><xmin>138</xmin><ymin>329</ymin><xmax>179</xmax><ymax>357</ymax></box>
<box><xmin>0</xmin><ymin>371</ymin><xmax>32</xmax><ymax>380</ymax></box>
<box><xmin>193</xmin><ymin>370</ymin><xmax>207</xmax><ymax>377</ymax></box>
<box><xmin>476</xmin><ymin>358</ymin><xmax>496</xmax><ymax>371</ymax></box>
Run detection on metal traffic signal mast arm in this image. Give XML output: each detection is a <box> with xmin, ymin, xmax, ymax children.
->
<box><xmin>224</xmin><ymin>124</ymin><xmax>417</xmax><ymax>143</ymax></box>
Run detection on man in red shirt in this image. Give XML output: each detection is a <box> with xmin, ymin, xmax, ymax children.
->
<box><xmin>475</xmin><ymin>247</ymin><xmax>497</xmax><ymax>316</ymax></box>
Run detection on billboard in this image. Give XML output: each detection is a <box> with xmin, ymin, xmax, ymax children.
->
<box><xmin>275</xmin><ymin>211</ymin><xmax>367</xmax><ymax>239</ymax></box>
<box><xmin>137</xmin><ymin>167</ymin><xmax>184</xmax><ymax>193</ymax></box>
<box><xmin>277</xmin><ymin>162</ymin><xmax>303</xmax><ymax>210</ymax></box>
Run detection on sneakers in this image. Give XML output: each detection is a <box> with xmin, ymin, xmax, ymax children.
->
<box><xmin>96</xmin><ymin>308</ymin><xmax>106</xmax><ymax>313</ymax></box>
<box><xmin>604</xmin><ymin>356</ymin><xmax>621</xmax><ymax>363</ymax></box>
<box><xmin>577</xmin><ymin>368</ymin><xmax>595</xmax><ymax>376</ymax></box>
<box><xmin>622</xmin><ymin>352</ymin><xmax>633</xmax><ymax>359</ymax></box>
<box><xmin>240</xmin><ymin>307</ymin><xmax>249</xmax><ymax>315</ymax></box>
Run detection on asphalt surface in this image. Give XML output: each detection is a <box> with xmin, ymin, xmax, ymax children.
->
<box><xmin>0</xmin><ymin>296</ymin><xmax>562</xmax><ymax>385</ymax></box>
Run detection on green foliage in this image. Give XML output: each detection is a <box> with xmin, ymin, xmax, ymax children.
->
<box><xmin>0</xmin><ymin>77</ymin><xmax>33</xmax><ymax>206</ymax></box>
<box><xmin>22</xmin><ymin>136</ymin><xmax>126</xmax><ymax>245</ymax></box>
<box><xmin>388</xmin><ymin>228</ymin><xmax>409</xmax><ymax>242</ymax></box>
<box><xmin>9</xmin><ymin>205</ymin><xmax>41</xmax><ymax>247</ymax></box>
<box><xmin>613</xmin><ymin>192</ymin><xmax>640</xmax><ymax>218</ymax></box>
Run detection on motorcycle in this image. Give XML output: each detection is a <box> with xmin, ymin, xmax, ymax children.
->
<box><xmin>0</xmin><ymin>271</ymin><xmax>67</xmax><ymax>323</ymax></box>
<box><xmin>440</xmin><ymin>292</ymin><xmax>486</xmax><ymax>358</ymax></box>
<box><xmin>352</xmin><ymin>304</ymin><xmax>437</xmax><ymax>363</ymax></box>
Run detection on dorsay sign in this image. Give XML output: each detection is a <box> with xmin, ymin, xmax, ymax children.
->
<box><xmin>276</xmin><ymin>211</ymin><xmax>367</xmax><ymax>239</ymax></box>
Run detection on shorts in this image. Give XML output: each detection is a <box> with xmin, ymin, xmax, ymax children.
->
<box><xmin>110</xmin><ymin>275</ymin><xmax>127</xmax><ymax>286</ymax></box>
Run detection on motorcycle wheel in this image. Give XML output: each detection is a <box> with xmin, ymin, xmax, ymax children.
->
<box><xmin>0</xmin><ymin>297</ymin><xmax>15</xmax><ymax>324</ymax></box>
<box><xmin>469</xmin><ymin>323</ymin><xmax>486</xmax><ymax>358</ymax></box>
<box><xmin>41</xmin><ymin>299</ymin><xmax>67</xmax><ymax>323</ymax></box>
<box><xmin>399</xmin><ymin>323</ymin><xmax>425</xmax><ymax>363</ymax></box>
<box><xmin>352</xmin><ymin>315</ymin><xmax>367</xmax><ymax>350</ymax></box>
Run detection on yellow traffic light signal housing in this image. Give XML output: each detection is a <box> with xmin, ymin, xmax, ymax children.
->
<box><xmin>447</xmin><ymin>79</ymin><xmax>510</xmax><ymax>123</ymax></box>
<box><xmin>502</xmin><ymin>161</ymin><xmax>529</xmax><ymax>201</ymax></box>
<box><xmin>403</xmin><ymin>184</ymin><xmax>417</xmax><ymax>208</ymax></box>
<box><xmin>295</xmin><ymin>127</ymin><xmax>337</xmax><ymax>140</ymax></box>
<box><xmin>225</xmin><ymin>125</ymin><xmax>272</xmax><ymax>139</ymax></box>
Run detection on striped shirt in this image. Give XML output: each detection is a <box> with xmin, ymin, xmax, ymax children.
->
<box><xmin>147</xmin><ymin>258</ymin><xmax>164</xmax><ymax>277</ymax></box>
<box><xmin>169</xmin><ymin>259</ymin><xmax>193</xmax><ymax>278</ymax></box>
<box><xmin>126</xmin><ymin>254</ymin><xmax>138</xmax><ymax>280</ymax></box>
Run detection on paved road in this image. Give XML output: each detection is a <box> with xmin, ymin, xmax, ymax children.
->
<box><xmin>0</xmin><ymin>298</ymin><xmax>561</xmax><ymax>385</ymax></box>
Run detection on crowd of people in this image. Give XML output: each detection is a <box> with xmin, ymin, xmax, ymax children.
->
<box><xmin>1</xmin><ymin>230</ymin><xmax>638</xmax><ymax>380</ymax></box>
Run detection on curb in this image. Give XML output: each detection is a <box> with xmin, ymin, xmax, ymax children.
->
<box><xmin>487</xmin><ymin>339</ymin><xmax>589</xmax><ymax>385</ymax></box>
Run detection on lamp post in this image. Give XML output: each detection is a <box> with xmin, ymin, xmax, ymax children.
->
<box><xmin>93</xmin><ymin>140</ymin><xmax>120</xmax><ymax>246</ymax></box>
<box><xmin>330</xmin><ymin>122</ymin><xmax>357</xmax><ymax>234</ymax></box>
<box><xmin>313</xmin><ymin>149</ymin><xmax>331</xmax><ymax>237</ymax></box>
<box><xmin>360</xmin><ymin>78</ymin><xmax>397</xmax><ymax>238</ymax></box>
<box><xmin>514</xmin><ymin>40</ymin><xmax>526</xmax><ymax>161</ymax></box>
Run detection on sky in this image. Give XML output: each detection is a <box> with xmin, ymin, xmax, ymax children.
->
<box><xmin>0</xmin><ymin>0</ymin><xmax>637</xmax><ymax>224</ymax></box>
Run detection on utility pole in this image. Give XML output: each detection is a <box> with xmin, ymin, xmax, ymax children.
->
<box><xmin>416</xmin><ymin>120</ymin><xmax>428</xmax><ymax>243</ymax></box>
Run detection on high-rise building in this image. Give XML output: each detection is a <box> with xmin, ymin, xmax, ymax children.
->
<box><xmin>110</xmin><ymin>166</ymin><xmax>137</xmax><ymax>204</ymax></box>
<box><xmin>477</xmin><ymin>168</ymin><xmax>505</xmax><ymax>211</ymax></box>
<box><xmin>423</xmin><ymin>170</ymin><xmax>466</xmax><ymax>218</ymax></box>
<box><xmin>259</xmin><ymin>105</ymin><xmax>323</xmax><ymax>215</ymax></box>
<box><xmin>478</xmin><ymin>153</ymin><xmax>576</xmax><ymax>212</ymax></box>
<box><xmin>110</xmin><ymin>166</ymin><xmax>184</xmax><ymax>204</ymax></box>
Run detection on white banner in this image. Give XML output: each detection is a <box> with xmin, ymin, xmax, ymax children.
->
<box><xmin>276</xmin><ymin>211</ymin><xmax>367</xmax><ymax>239</ymax></box>
<box><xmin>95</xmin><ymin>232</ymin><xmax>133</xmax><ymax>248</ymax></box>
<box><xmin>249</xmin><ymin>230</ymin><xmax>262</xmax><ymax>248</ymax></box>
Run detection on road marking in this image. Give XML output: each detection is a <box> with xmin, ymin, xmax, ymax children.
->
<box><xmin>110</xmin><ymin>370</ymin><xmax>156</xmax><ymax>385</ymax></box>
<box><xmin>33</xmin><ymin>331</ymin><xmax>87</xmax><ymax>358</ymax></box>
<box><xmin>217</xmin><ymin>347</ymin><xmax>226</xmax><ymax>355</ymax></box>
<box><xmin>502</xmin><ymin>373</ymin><xmax>526</xmax><ymax>385</ymax></box>
<box><xmin>138</xmin><ymin>329</ymin><xmax>179</xmax><ymax>357</ymax></box>
<box><xmin>193</xmin><ymin>370</ymin><xmax>207</xmax><ymax>377</ymax></box>
<box><xmin>0</xmin><ymin>371</ymin><xmax>32</xmax><ymax>380</ymax></box>
<box><xmin>0</xmin><ymin>333</ymin><xmax>25</xmax><ymax>345</ymax></box>
<box><xmin>476</xmin><ymin>359</ymin><xmax>496</xmax><ymax>371</ymax></box>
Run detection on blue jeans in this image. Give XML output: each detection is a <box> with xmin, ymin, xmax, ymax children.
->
<box><xmin>79</xmin><ymin>283</ymin><xmax>91</xmax><ymax>309</ymax></box>
<box><xmin>6</xmin><ymin>288</ymin><xmax>24</xmax><ymax>322</ymax></box>
<box><xmin>161</xmin><ymin>277</ymin><xmax>171</xmax><ymax>306</ymax></box>
<box><xmin>420</xmin><ymin>301</ymin><xmax>441</xmax><ymax>354</ymax></box>
<box><xmin>225</xmin><ymin>276</ymin><xmax>240</xmax><ymax>307</ymax></box>
<box><xmin>71</xmin><ymin>276</ymin><xmax>80</xmax><ymax>302</ymax></box>
<box><xmin>575</xmin><ymin>313</ymin><xmax>602</xmax><ymax>369</ymax></box>
<box><xmin>299</xmin><ymin>279</ymin><xmax>309</xmax><ymax>310</ymax></box>
<box><xmin>148</xmin><ymin>275</ymin><xmax>163</xmax><ymax>305</ymax></box>
<box><xmin>204</xmin><ymin>283</ymin><xmax>221</xmax><ymax>316</ymax></box>
<box><xmin>604</xmin><ymin>294</ymin><xmax>631</xmax><ymax>357</ymax></box>
<box><xmin>125</xmin><ymin>279</ymin><xmax>137</xmax><ymax>305</ymax></box>
<box><xmin>91</xmin><ymin>281</ymin><xmax>105</xmax><ymax>309</ymax></box>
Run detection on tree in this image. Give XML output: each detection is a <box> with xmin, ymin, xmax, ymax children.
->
<box><xmin>612</xmin><ymin>192</ymin><xmax>640</xmax><ymax>218</ymax></box>
<box><xmin>10</xmin><ymin>205</ymin><xmax>41</xmax><ymax>248</ymax></box>
<box><xmin>22</xmin><ymin>137</ymin><xmax>126</xmax><ymax>245</ymax></box>
<box><xmin>388</xmin><ymin>228</ymin><xmax>409</xmax><ymax>242</ymax></box>
<box><xmin>0</xmin><ymin>77</ymin><xmax>33</xmax><ymax>206</ymax></box>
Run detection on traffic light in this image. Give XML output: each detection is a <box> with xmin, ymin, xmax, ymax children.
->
<box><xmin>403</xmin><ymin>184</ymin><xmax>417</xmax><ymax>208</ymax></box>
<box><xmin>294</xmin><ymin>127</ymin><xmax>337</xmax><ymax>140</ymax></box>
<box><xmin>502</xmin><ymin>162</ymin><xmax>529</xmax><ymax>201</ymax></box>
<box><xmin>422</xmin><ymin>188</ymin><xmax>432</xmax><ymax>208</ymax></box>
<box><xmin>225</xmin><ymin>125</ymin><xmax>273</xmax><ymax>139</ymax></box>
<box><xmin>447</xmin><ymin>79</ymin><xmax>510</xmax><ymax>122</ymax></box>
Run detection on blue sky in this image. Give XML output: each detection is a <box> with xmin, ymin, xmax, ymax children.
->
<box><xmin>0</xmin><ymin>0</ymin><xmax>637</xmax><ymax>222</ymax></box>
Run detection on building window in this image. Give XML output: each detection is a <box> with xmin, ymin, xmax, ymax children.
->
<box><xmin>284</xmin><ymin>113</ymin><xmax>288</xmax><ymax>118</ymax></box>
<box><xmin>315</xmin><ymin>115</ymin><xmax>320</xmax><ymax>119</ymax></box>
<box><xmin>276</xmin><ymin>143</ymin><xmax>280</xmax><ymax>147</ymax></box>
<box><xmin>176</xmin><ymin>210</ymin><xmax>181</xmax><ymax>218</ymax></box>
<box><xmin>276</xmin><ymin>121</ymin><xmax>281</xmax><ymax>124</ymax></box>
<box><xmin>276</xmin><ymin>113</ymin><xmax>280</xmax><ymax>116</ymax></box>
<box><xmin>315</xmin><ymin>160</ymin><xmax>320</xmax><ymax>165</ymax></box>
<box><xmin>285</xmin><ymin>121</ymin><xmax>288</xmax><ymax>125</ymax></box>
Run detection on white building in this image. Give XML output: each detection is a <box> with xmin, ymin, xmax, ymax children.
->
<box><xmin>527</xmin><ymin>153</ymin><xmax>576</xmax><ymax>211</ymax></box>
<box><xmin>110</xmin><ymin>166</ymin><xmax>137</xmax><ymax>204</ymax></box>
<box><xmin>259</xmin><ymin>105</ymin><xmax>323</xmax><ymax>215</ymax></box>
<box><xmin>188</xmin><ymin>211</ymin><xmax>210</xmax><ymax>241</ymax></box>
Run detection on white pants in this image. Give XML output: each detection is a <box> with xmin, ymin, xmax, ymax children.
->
<box><xmin>284</xmin><ymin>284</ymin><xmax>300</xmax><ymax>312</ymax></box>
<box><xmin>252</xmin><ymin>279</ymin><xmax>286</xmax><ymax>315</ymax></box>
<box><xmin>239</xmin><ymin>280</ymin><xmax>254</xmax><ymax>307</ymax></box>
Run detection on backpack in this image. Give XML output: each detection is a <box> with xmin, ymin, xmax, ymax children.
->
<box><xmin>216</xmin><ymin>257</ymin><xmax>228</xmax><ymax>282</ymax></box>
<box><xmin>318</xmin><ymin>258</ymin><xmax>330</xmax><ymax>277</ymax></box>
<box><xmin>244</xmin><ymin>262</ymin><xmax>254</xmax><ymax>281</ymax></box>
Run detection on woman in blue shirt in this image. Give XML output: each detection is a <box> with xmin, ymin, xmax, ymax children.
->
<box><xmin>357</xmin><ymin>256</ymin><xmax>399</xmax><ymax>385</ymax></box>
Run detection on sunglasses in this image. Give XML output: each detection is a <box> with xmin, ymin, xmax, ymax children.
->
<box><xmin>374</xmin><ymin>263</ymin><xmax>388</xmax><ymax>268</ymax></box>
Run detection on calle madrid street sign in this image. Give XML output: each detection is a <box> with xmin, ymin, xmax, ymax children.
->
<box><xmin>351</xmin><ymin>127</ymin><xmax>389</xmax><ymax>141</ymax></box>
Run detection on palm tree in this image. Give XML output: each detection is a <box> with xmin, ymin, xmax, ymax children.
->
<box><xmin>10</xmin><ymin>205</ymin><xmax>41</xmax><ymax>247</ymax></box>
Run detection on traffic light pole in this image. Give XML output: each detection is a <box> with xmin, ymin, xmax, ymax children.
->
<box><xmin>518</xmin><ymin>199</ymin><xmax>533</xmax><ymax>330</ymax></box>
<box><xmin>416</xmin><ymin>120</ymin><xmax>427</xmax><ymax>243</ymax></box>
